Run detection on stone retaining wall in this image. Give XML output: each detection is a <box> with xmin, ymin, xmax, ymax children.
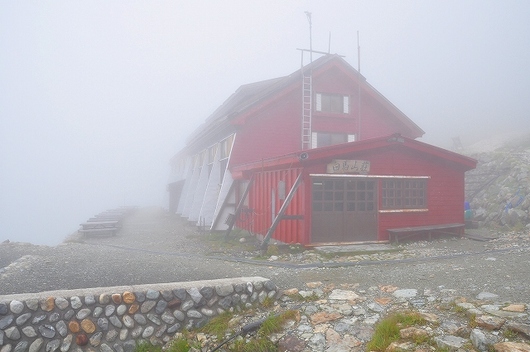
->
<box><xmin>0</xmin><ymin>277</ymin><xmax>278</xmax><ymax>352</ymax></box>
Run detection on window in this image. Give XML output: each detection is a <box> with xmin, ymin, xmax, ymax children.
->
<box><xmin>219</xmin><ymin>134</ymin><xmax>234</xmax><ymax>183</ymax></box>
<box><xmin>316</xmin><ymin>93</ymin><xmax>349</xmax><ymax>113</ymax></box>
<box><xmin>312</xmin><ymin>178</ymin><xmax>375</xmax><ymax>212</ymax></box>
<box><xmin>196</xmin><ymin>150</ymin><xmax>207</xmax><ymax>173</ymax></box>
<box><xmin>207</xmin><ymin>145</ymin><xmax>217</xmax><ymax>176</ymax></box>
<box><xmin>311</xmin><ymin>132</ymin><xmax>356</xmax><ymax>148</ymax></box>
<box><xmin>382</xmin><ymin>179</ymin><xmax>427</xmax><ymax>209</ymax></box>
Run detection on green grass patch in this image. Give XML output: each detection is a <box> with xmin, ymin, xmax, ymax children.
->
<box><xmin>200</xmin><ymin>311</ymin><xmax>235</xmax><ymax>338</ymax></box>
<box><xmin>259</xmin><ymin>310</ymin><xmax>298</xmax><ymax>336</ymax></box>
<box><xmin>451</xmin><ymin>302</ymin><xmax>467</xmax><ymax>315</ymax></box>
<box><xmin>135</xmin><ymin>309</ymin><xmax>299</xmax><ymax>352</ymax></box>
<box><xmin>228</xmin><ymin>310</ymin><xmax>298</xmax><ymax>352</ymax></box>
<box><xmin>503</xmin><ymin>328</ymin><xmax>519</xmax><ymax>339</ymax></box>
<box><xmin>134</xmin><ymin>342</ymin><xmax>162</xmax><ymax>352</ymax></box>
<box><xmin>166</xmin><ymin>338</ymin><xmax>192</xmax><ymax>352</ymax></box>
<box><xmin>231</xmin><ymin>337</ymin><xmax>277</xmax><ymax>352</ymax></box>
<box><xmin>261</xmin><ymin>296</ymin><xmax>275</xmax><ymax>308</ymax></box>
<box><xmin>290</xmin><ymin>292</ymin><xmax>320</xmax><ymax>302</ymax></box>
<box><xmin>366</xmin><ymin>311</ymin><xmax>426</xmax><ymax>351</ymax></box>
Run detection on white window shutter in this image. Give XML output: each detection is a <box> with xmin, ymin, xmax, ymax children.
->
<box><xmin>311</xmin><ymin>132</ymin><xmax>318</xmax><ymax>148</ymax></box>
<box><xmin>316</xmin><ymin>93</ymin><xmax>322</xmax><ymax>111</ymax></box>
<box><xmin>343</xmin><ymin>96</ymin><xmax>349</xmax><ymax>113</ymax></box>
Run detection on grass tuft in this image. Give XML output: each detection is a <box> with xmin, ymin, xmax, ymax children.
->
<box><xmin>200</xmin><ymin>311</ymin><xmax>234</xmax><ymax>338</ymax></box>
<box><xmin>258</xmin><ymin>312</ymin><xmax>293</xmax><ymax>336</ymax></box>
<box><xmin>134</xmin><ymin>342</ymin><xmax>162</xmax><ymax>352</ymax></box>
<box><xmin>166</xmin><ymin>338</ymin><xmax>192</xmax><ymax>352</ymax></box>
<box><xmin>231</xmin><ymin>337</ymin><xmax>277</xmax><ymax>352</ymax></box>
<box><xmin>366</xmin><ymin>311</ymin><xmax>426</xmax><ymax>351</ymax></box>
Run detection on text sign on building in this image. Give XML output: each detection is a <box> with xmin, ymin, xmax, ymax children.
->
<box><xmin>327</xmin><ymin>159</ymin><xmax>370</xmax><ymax>174</ymax></box>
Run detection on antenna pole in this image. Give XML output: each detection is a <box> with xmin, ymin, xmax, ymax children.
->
<box><xmin>357</xmin><ymin>31</ymin><xmax>361</xmax><ymax>73</ymax></box>
<box><xmin>357</xmin><ymin>30</ymin><xmax>361</xmax><ymax>140</ymax></box>
<box><xmin>305</xmin><ymin>12</ymin><xmax>312</xmax><ymax>63</ymax></box>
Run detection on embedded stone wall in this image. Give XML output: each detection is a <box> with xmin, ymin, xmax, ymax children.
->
<box><xmin>0</xmin><ymin>277</ymin><xmax>278</xmax><ymax>352</ymax></box>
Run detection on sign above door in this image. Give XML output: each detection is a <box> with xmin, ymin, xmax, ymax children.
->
<box><xmin>326</xmin><ymin>159</ymin><xmax>370</xmax><ymax>174</ymax></box>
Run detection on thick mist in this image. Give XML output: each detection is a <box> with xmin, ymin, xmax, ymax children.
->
<box><xmin>1</xmin><ymin>1</ymin><xmax>529</xmax><ymax>245</ymax></box>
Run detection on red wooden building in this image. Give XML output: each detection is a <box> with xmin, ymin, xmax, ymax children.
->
<box><xmin>231</xmin><ymin>134</ymin><xmax>477</xmax><ymax>245</ymax></box>
<box><xmin>168</xmin><ymin>53</ymin><xmax>476</xmax><ymax>244</ymax></box>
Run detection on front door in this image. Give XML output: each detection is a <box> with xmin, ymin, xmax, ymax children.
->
<box><xmin>311</xmin><ymin>177</ymin><xmax>377</xmax><ymax>243</ymax></box>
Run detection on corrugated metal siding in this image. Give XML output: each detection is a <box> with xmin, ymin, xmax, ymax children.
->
<box><xmin>237</xmin><ymin>168</ymin><xmax>305</xmax><ymax>244</ymax></box>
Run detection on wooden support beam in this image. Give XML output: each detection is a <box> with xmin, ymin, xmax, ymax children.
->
<box><xmin>211</xmin><ymin>182</ymin><xmax>236</xmax><ymax>231</ymax></box>
<box><xmin>224</xmin><ymin>175</ymin><xmax>254</xmax><ymax>241</ymax></box>
<box><xmin>260</xmin><ymin>173</ymin><xmax>303</xmax><ymax>250</ymax></box>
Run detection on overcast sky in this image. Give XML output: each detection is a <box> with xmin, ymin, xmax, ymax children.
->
<box><xmin>1</xmin><ymin>1</ymin><xmax>529</xmax><ymax>245</ymax></box>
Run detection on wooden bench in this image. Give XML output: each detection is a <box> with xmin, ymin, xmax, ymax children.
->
<box><xmin>79</xmin><ymin>220</ymin><xmax>121</xmax><ymax>237</ymax></box>
<box><xmin>387</xmin><ymin>223</ymin><xmax>465</xmax><ymax>243</ymax></box>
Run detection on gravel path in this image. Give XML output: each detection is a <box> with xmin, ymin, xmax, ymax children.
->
<box><xmin>1</xmin><ymin>207</ymin><xmax>529</xmax><ymax>302</ymax></box>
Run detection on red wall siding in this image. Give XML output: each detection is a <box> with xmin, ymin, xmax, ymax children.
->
<box><xmin>237</xmin><ymin>168</ymin><xmax>305</xmax><ymax>244</ymax></box>
<box><xmin>373</xmin><ymin>149</ymin><xmax>465</xmax><ymax>240</ymax></box>
<box><xmin>301</xmin><ymin>146</ymin><xmax>466</xmax><ymax>242</ymax></box>
<box><xmin>230</xmin><ymin>67</ymin><xmax>417</xmax><ymax>168</ymax></box>
<box><xmin>230</xmin><ymin>92</ymin><xmax>301</xmax><ymax>167</ymax></box>
<box><xmin>359</xmin><ymin>103</ymin><xmax>406</xmax><ymax>139</ymax></box>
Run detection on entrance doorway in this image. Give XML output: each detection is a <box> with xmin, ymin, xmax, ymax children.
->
<box><xmin>311</xmin><ymin>177</ymin><xmax>377</xmax><ymax>243</ymax></box>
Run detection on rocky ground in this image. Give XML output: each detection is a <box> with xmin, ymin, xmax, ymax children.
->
<box><xmin>1</xmin><ymin>207</ymin><xmax>530</xmax><ymax>351</ymax></box>
<box><xmin>464</xmin><ymin>132</ymin><xmax>530</xmax><ymax>229</ymax></box>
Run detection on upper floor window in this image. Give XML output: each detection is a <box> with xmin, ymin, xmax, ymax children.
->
<box><xmin>312</xmin><ymin>132</ymin><xmax>355</xmax><ymax>148</ymax></box>
<box><xmin>316</xmin><ymin>93</ymin><xmax>349</xmax><ymax>114</ymax></box>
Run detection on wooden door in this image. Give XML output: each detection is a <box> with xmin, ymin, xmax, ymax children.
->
<box><xmin>311</xmin><ymin>177</ymin><xmax>377</xmax><ymax>243</ymax></box>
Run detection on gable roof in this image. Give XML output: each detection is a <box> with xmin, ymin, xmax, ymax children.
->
<box><xmin>186</xmin><ymin>54</ymin><xmax>425</xmax><ymax>147</ymax></box>
<box><xmin>230</xmin><ymin>133</ymin><xmax>477</xmax><ymax>179</ymax></box>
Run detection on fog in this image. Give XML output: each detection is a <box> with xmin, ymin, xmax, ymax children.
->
<box><xmin>1</xmin><ymin>1</ymin><xmax>529</xmax><ymax>246</ymax></box>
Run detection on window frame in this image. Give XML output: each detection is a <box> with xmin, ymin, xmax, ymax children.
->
<box><xmin>315</xmin><ymin>93</ymin><xmax>350</xmax><ymax>114</ymax></box>
<box><xmin>311</xmin><ymin>132</ymin><xmax>356</xmax><ymax>148</ymax></box>
<box><xmin>381</xmin><ymin>178</ymin><xmax>427</xmax><ymax>210</ymax></box>
<box><xmin>219</xmin><ymin>134</ymin><xmax>235</xmax><ymax>183</ymax></box>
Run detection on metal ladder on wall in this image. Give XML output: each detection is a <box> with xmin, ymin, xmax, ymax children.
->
<box><xmin>301</xmin><ymin>73</ymin><xmax>312</xmax><ymax>150</ymax></box>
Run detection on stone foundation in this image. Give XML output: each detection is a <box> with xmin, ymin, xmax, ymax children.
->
<box><xmin>0</xmin><ymin>277</ymin><xmax>278</xmax><ymax>352</ymax></box>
